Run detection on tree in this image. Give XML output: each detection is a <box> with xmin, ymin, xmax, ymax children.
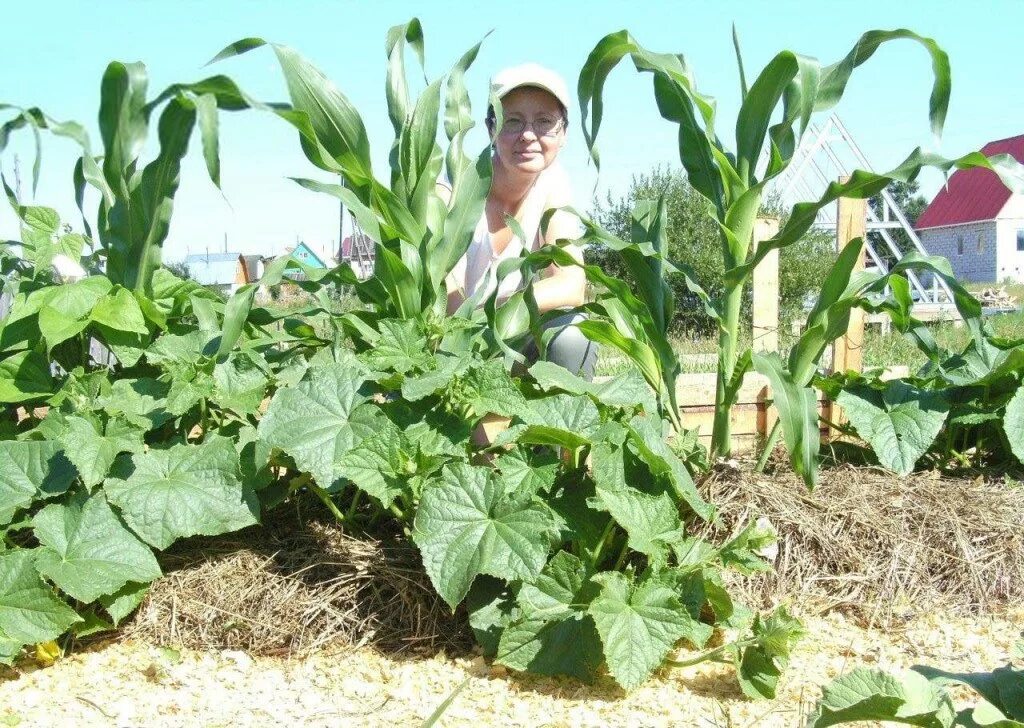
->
<box><xmin>867</xmin><ymin>180</ymin><xmax>928</xmax><ymax>264</ymax></box>
<box><xmin>589</xmin><ymin>167</ymin><xmax>835</xmax><ymax>332</ymax></box>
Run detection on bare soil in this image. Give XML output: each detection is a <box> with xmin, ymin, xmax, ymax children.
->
<box><xmin>2</xmin><ymin>608</ymin><xmax>1020</xmax><ymax>727</ymax></box>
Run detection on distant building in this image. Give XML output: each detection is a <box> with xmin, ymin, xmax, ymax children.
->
<box><xmin>338</xmin><ymin>231</ymin><xmax>376</xmax><ymax>279</ymax></box>
<box><xmin>184</xmin><ymin>252</ymin><xmax>243</xmax><ymax>294</ymax></box>
<box><xmin>916</xmin><ymin>134</ymin><xmax>1024</xmax><ymax>283</ymax></box>
<box><xmin>283</xmin><ymin>241</ymin><xmax>328</xmax><ymax>281</ymax></box>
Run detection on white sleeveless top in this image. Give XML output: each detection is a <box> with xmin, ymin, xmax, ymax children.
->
<box><xmin>449</xmin><ymin>161</ymin><xmax>571</xmax><ymax>305</ymax></box>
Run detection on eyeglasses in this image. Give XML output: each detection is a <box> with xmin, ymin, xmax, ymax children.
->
<box><xmin>498</xmin><ymin>117</ymin><xmax>564</xmax><ymax>137</ymax></box>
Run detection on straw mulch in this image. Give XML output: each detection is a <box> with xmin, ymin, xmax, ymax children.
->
<box><xmin>122</xmin><ymin>466</ymin><xmax>1024</xmax><ymax>657</ymax></box>
<box><xmin>121</xmin><ymin>503</ymin><xmax>468</xmax><ymax>657</ymax></box>
<box><xmin>697</xmin><ymin>464</ymin><xmax>1024</xmax><ymax>624</ymax></box>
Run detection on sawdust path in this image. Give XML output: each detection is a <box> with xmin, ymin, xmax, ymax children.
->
<box><xmin>2</xmin><ymin>609</ymin><xmax>1020</xmax><ymax>727</ymax></box>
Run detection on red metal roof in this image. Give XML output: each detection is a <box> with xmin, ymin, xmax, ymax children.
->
<box><xmin>915</xmin><ymin>134</ymin><xmax>1024</xmax><ymax>230</ymax></box>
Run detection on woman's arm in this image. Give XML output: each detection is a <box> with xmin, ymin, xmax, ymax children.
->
<box><xmin>531</xmin><ymin>166</ymin><xmax>586</xmax><ymax>312</ymax></box>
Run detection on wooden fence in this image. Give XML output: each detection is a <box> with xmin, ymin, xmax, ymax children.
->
<box><xmin>677</xmin><ymin>193</ymin><xmax>869</xmax><ymax>452</ymax></box>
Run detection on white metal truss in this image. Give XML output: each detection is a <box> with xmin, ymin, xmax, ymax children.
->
<box><xmin>769</xmin><ymin>114</ymin><xmax>951</xmax><ymax>304</ymax></box>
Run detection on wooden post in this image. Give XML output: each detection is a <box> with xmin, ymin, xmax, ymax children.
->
<box><xmin>830</xmin><ymin>182</ymin><xmax>867</xmax><ymax>434</ymax></box>
<box><xmin>751</xmin><ymin>217</ymin><xmax>781</xmax><ymax>354</ymax></box>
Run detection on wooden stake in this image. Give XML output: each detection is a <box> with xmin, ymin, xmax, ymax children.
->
<box><xmin>751</xmin><ymin>217</ymin><xmax>781</xmax><ymax>354</ymax></box>
<box><xmin>830</xmin><ymin>182</ymin><xmax>867</xmax><ymax>434</ymax></box>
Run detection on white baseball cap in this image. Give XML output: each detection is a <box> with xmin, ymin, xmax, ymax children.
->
<box><xmin>490</xmin><ymin>63</ymin><xmax>571</xmax><ymax>112</ymax></box>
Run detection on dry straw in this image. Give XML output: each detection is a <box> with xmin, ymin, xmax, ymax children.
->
<box><xmin>698</xmin><ymin>464</ymin><xmax>1024</xmax><ymax>624</ymax></box>
<box><xmin>122</xmin><ymin>467</ymin><xmax>1024</xmax><ymax>655</ymax></box>
<box><xmin>122</xmin><ymin>502</ymin><xmax>468</xmax><ymax>657</ymax></box>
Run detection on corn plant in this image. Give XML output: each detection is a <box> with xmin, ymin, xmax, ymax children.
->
<box><xmin>578</xmin><ymin>29</ymin><xmax>1024</xmax><ymax>475</ymax></box>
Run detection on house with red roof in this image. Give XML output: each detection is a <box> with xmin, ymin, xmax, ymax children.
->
<box><xmin>915</xmin><ymin>134</ymin><xmax>1024</xmax><ymax>283</ymax></box>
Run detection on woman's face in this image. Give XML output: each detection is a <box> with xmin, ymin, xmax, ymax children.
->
<box><xmin>491</xmin><ymin>86</ymin><xmax>566</xmax><ymax>175</ymax></box>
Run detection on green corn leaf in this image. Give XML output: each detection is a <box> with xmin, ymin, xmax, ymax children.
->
<box><xmin>98</xmin><ymin>61</ymin><xmax>150</xmax><ymax>200</ymax></box>
<box><xmin>58</xmin><ymin>415</ymin><xmax>144</xmax><ymax>487</ymax></box>
<box><xmin>753</xmin><ymin>352</ymin><xmax>820</xmax><ymax>488</ymax></box>
<box><xmin>587</xmin><ymin>571</ymin><xmax>700</xmax><ymax>691</ymax></box>
<box><xmin>817</xmin><ymin>30</ymin><xmax>950</xmax><ymax>137</ymax></box>
<box><xmin>0</xmin><ymin>551</ymin><xmax>82</xmax><ymax>664</ymax></box>
<box><xmin>575</xmin><ymin>320</ymin><xmax>662</xmax><ymax>399</ymax></box>
<box><xmin>33</xmin><ymin>491</ymin><xmax>161</xmax><ymax>603</ymax></box>
<box><xmin>103</xmin><ymin>434</ymin><xmax>259</xmax><ymax>549</ymax></box>
<box><xmin>0</xmin><ymin>440</ymin><xmax>76</xmax><ymax>526</ymax></box>
<box><xmin>1005</xmin><ymin>385</ymin><xmax>1024</xmax><ymax>466</ymax></box>
<box><xmin>192</xmin><ymin>92</ymin><xmax>220</xmax><ymax>186</ymax></box>
<box><xmin>413</xmin><ymin>462</ymin><xmax>556</xmax><ymax>608</ymax></box>
<box><xmin>836</xmin><ymin>381</ymin><xmax>948</xmax><ymax>476</ymax></box>
<box><xmin>496</xmin><ymin>551</ymin><xmax>604</xmax><ymax>682</ymax></box>
<box><xmin>106</xmin><ymin>93</ymin><xmax>196</xmax><ymax>294</ymax></box>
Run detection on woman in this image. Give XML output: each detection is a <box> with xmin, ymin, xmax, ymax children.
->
<box><xmin>444</xmin><ymin>63</ymin><xmax>597</xmax><ymax>380</ymax></box>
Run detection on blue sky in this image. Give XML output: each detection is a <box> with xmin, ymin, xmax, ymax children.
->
<box><xmin>2</xmin><ymin>0</ymin><xmax>1022</xmax><ymax>262</ymax></box>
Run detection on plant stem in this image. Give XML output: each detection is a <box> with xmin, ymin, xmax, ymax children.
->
<box><xmin>753</xmin><ymin>421</ymin><xmax>781</xmax><ymax>473</ymax></box>
<box><xmin>308</xmin><ymin>483</ymin><xmax>346</xmax><ymax>523</ymax></box>
<box><xmin>589</xmin><ymin>520</ymin><xmax>616</xmax><ymax>570</ymax></box>
<box><xmin>345</xmin><ymin>489</ymin><xmax>363</xmax><ymax>521</ymax></box>
<box><xmin>665</xmin><ymin>637</ymin><xmax>755</xmax><ymax>668</ymax></box>
<box><xmin>612</xmin><ymin>536</ymin><xmax>630</xmax><ymax>572</ymax></box>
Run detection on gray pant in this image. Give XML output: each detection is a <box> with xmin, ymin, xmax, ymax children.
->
<box><xmin>520</xmin><ymin>312</ymin><xmax>598</xmax><ymax>381</ymax></box>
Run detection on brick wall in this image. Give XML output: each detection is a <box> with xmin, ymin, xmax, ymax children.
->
<box><xmin>918</xmin><ymin>220</ymin><xmax>998</xmax><ymax>283</ymax></box>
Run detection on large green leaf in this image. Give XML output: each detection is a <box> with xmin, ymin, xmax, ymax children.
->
<box><xmin>1004</xmin><ymin>385</ymin><xmax>1024</xmax><ymax>466</ymax></box>
<box><xmin>587</xmin><ymin>571</ymin><xmax>699</xmax><ymax>690</ymax></box>
<box><xmin>362</xmin><ymin>318</ymin><xmax>430</xmax><ymax>374</ymax></box>
<box><xmin>0</xmin><ymin>350</ymin><xmax>54</xmax><ymax>402</ymax></box>
<box><xmin>257</xmin><ymin>363</ymin><xmax>380</xmax><ymax>489</ymax></box>
<box><xmin>462</xmin><ymin>360</ymin><xmax>528</xmax><ymax>419</ymax></box>
<box><xmin>836</xmin><ymin>381</ymin><xmax>948</xmax><ymax>476</ymax></box>
<box><xmin>334</xmin><ymin>417</ymin><xmax>410</xmax><ymax>506</ymax></box>
<box><xmin>90</xmin><ymin>287</ymin><xmax>149</xmax><ymax>335</ymax></box>
<box><xmin>32</xmin><ymin>276</ymin><xmax>112</xmax><ymax>349</ymax></box>
<box><xmin>33</xmin><ymin>491</ymin><xmax>161</xmax><ymax>603</ymax></box>
<box><xmin>626</xmin><ymin>415</ymin><xmax>713</xmax><ymax>521</ymax></box>
<box><xmin>915</xmin><ymin>665</ymin><xmax>1024</xmax><ymax>723</ymax></box>
<box><xmin>104</xmin><ymin>434</ymin><xmax>259</xmax><ymax>549</ymax></box>
<box><xmin>496</xmin><ymin>551</ymin><xmax>604</xmax><ymax>682</ymax></box>
<box><xmin>590</xmin><ymin>443</ymin><xmax>683</xmax><ymax>565</ymax></box>
<box><xmin>529</xmin><ymin>361</ymin><xmax>657</xmax><ymax>414</ymax></box>
<box><xmin>808</xmin><ymin>668</ymin><xmax>956</xmax><ymax>728</ymax></box>
<box><xmin>413</xmin><ymin>462</ymin><xmax>556</xmax><ymax>608</ymax></box>
<box><xmin>96</xmin><ymin>378</ymin><xmax>172</xmax><ymax>431</ymax></box>
<box><xmin>211</xmin><ymin>352</ymin><xmax>268</xmax><ymax>416</ymax></box>
<box><xmin>0</xmin><ymin>550</ymin><xmax>81</xmax><ymax>665</ymax></box>
<box><xmin>58</xmin><ymin>415</ymin><xmax>144</xmax><ymax>487</ymax></box>
<box><xmin>0</xmin><ymin>440</ymin><xmax>76</xmax><ymax>526</ymax></box>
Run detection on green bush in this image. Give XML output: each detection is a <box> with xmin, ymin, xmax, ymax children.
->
<box><xmin>589</xmin><ymin>167</ymin><xmax>836</xmax><ymax>332</ymax></box>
